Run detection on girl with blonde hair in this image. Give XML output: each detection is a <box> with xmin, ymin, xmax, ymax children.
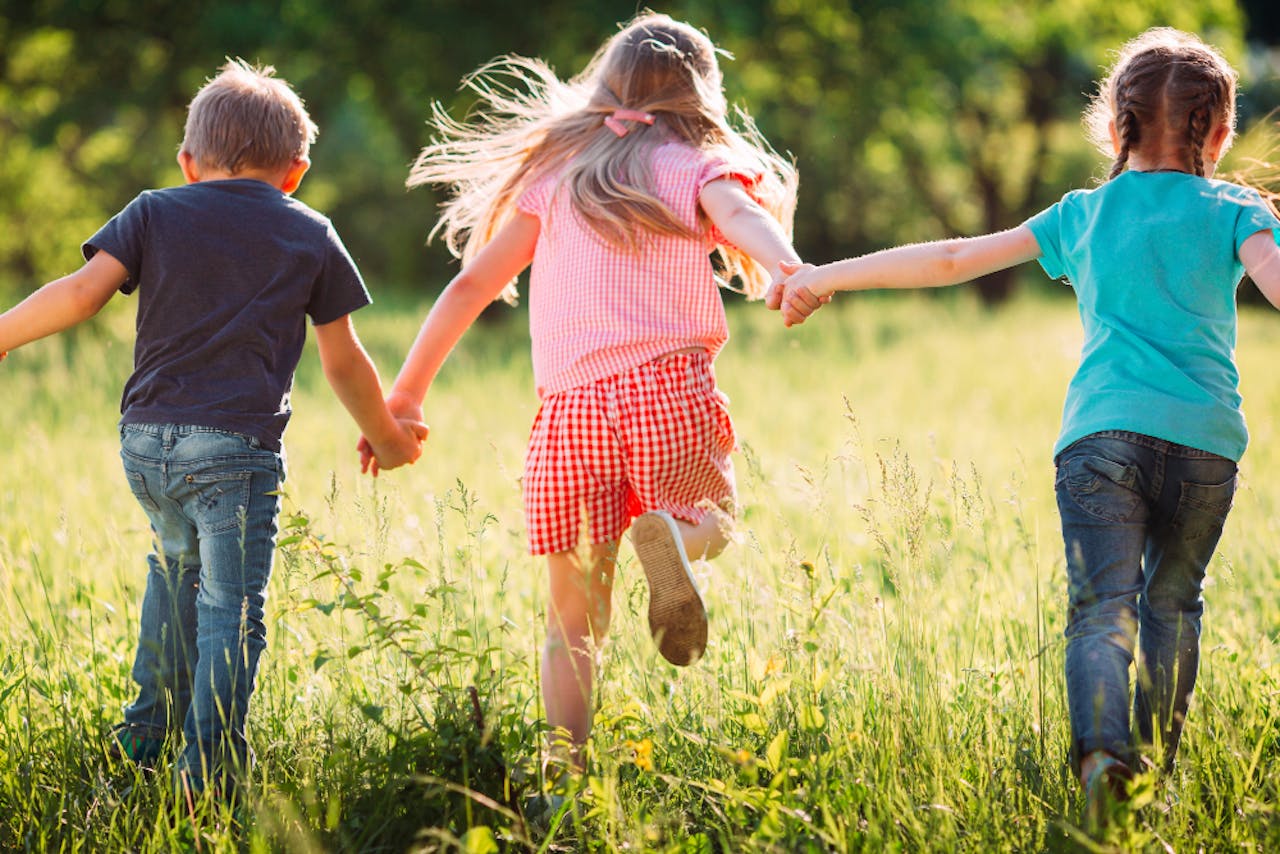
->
<box><xmin>365</xmin><ymin>12</ymin><xmax>801</xmax><ymax>766</ymax></box>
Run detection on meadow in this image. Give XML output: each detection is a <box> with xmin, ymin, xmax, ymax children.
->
<box><xmin>1</xmin><ymin>289</ymin><xmax>1278</xmax><ymax>853</ymax></box>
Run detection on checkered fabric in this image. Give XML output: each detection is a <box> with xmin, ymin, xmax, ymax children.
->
<box><xmin>522</xmin><ymin>350</ymin><xmax>736</xmax><ymax>555</ymax></box>
<box><xmin>517</xmin><ymin>141</ymin><xmax>761</xmax><ymax>399</ymax></box>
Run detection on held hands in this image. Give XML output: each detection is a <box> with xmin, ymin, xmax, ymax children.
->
<box><xmin>358</xmin><ymin>390</ymin><xmax>428</xmax><ymax>477</ymax></box>
<box><xmin>766</xmin><ymin>260</ymin><xmax>829</xmax><ymax>327</ymax></box>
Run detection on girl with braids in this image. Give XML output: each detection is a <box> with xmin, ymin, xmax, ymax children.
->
<box><xmin>364</xmin><ymin>13</ymin><xmax>800</xmax><ymax>766</ymax></box>
<box><xmin>773</xmin><ymin>27</ymin><xmax>1280</xmax><ymax>825</ymax></box>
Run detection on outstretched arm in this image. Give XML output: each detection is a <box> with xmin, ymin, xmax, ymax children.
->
<box><xmin>1241</xmin><ymin>230</ymin><xmax>1280</xmax><ymax>310</ymax></box>
<box><xmin>779</xmin><ymin>225</ymin><xmax>1043</xmax><ymax>325</ymax></box>
<box><xmin>315</xmin><ymin>314</ymin><xmax>427</xmax><ymax>474</ymax></box>
<box><xmin>357</xmin><ymin>211</ymin><xmax>539</xmax><ymax>473</ymax></box>
<box><xmin>0</xmin><ymin>251</ymin><xmax>128</xmax><ymax>357</ymax></box>
<box><xmin>698</xmin><ymin>178</ymin><xmax>802</xmax><ymax>288</ymax></box>
<box><xmin>387</xmin><ymin>212</ymin><xmax>539</xmax><ymax>408</ymax></box>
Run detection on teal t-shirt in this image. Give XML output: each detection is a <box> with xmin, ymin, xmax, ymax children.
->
<box><xmin>1026</xmin><ymin>171</ymin><xmax>1279</xmax><ymax>461</ymax></box>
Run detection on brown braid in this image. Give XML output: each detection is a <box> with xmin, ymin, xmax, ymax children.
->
<box><xmin>1109</xmin><ymin>107</ymin><xmax>1138</xmax><ymax>179</ymax></box>
<box><xmin>1187</xmin><ymin>105</ymin><xmax>1212</xmax><ymax>177</ymax></box>
<box><xmin>1181</xmin><ymin>76</ymin><xmax>1224</xmax><ymax>177</ymax></box>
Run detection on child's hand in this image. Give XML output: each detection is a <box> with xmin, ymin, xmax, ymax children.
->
<box><xmin>776</xmin><ymin>260</ymin><xmax>829</xmax><ymax>327</ymax></box>
<box><xmin>765</xmin><ymin>260</ymin><xmax>809</xmax><ymax>311</ymax></box>
<box><xmin>385</xmin><ymin>389</ymin><xmax>425</xmax><ymax>425</ymax></box>
<box><xmin>359</xmin><ymin>418</ymin><xmax>429</xmax><ymax>477</ymax></box>
<box><xmin>359</xmin><ymin>389</ymin><xmax>429</xmax><ymax>476</ymax></box>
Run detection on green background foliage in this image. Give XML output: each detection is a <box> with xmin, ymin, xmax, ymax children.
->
<box><xmin>2</xmin><ymin>4</ymin><xmax>1280</xmax><ymax>848</ymax></box>
<box><xmin>1</xmin><ymin>0</ymin><xmax>1275</xmax><ymax>303</ymax></box>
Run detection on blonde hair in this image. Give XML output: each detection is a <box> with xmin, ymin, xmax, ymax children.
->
<box><xmin>1085</xmin><ymin>28</ymin><xmax>1237</xmax><ymax>180</ymax></box>
<box><xmin>182</xmin><ymin>58</ymin><xmax>318</xmax><ymax>174</ymax></box>
<box><xmin>408</xmin><ymin>12</ymin><xmax>797</xmax><ymax>301</ymax></box>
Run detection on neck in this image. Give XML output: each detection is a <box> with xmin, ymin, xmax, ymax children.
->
<box><xmin>201</xmin><ymin>166</ymin><xmax>286</xmax><ymax>183</ymax></box>
<box><xmin>1125</xmin><ymin>143</ymin><xmax>1216</xmax><ymax>176</ymax></box>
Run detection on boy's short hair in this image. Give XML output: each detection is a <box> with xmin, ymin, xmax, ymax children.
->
<box><xmin>182</xmin><ymin>59</ymin><xmax>318</xmax><ymax>174</ymax></box>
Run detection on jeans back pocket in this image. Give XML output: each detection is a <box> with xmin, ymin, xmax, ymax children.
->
<box><xmin>1057</xmin><ymin>454</ymin><xmax>1142</xmax><ymax>523</ymax></box>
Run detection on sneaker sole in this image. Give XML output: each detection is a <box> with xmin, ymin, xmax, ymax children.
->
<box><xmin>631</xmin><ymin>512</ymin><xmax>707</xmax><ymax>666</ymax></box>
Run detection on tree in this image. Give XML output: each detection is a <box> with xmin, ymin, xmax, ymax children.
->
<box><xmin>0</xmin><ymin>0</ymin><xmax>1263</xmax><ymax>306</ymax></box>
<box><xmin>702</xmin><ymin>0</ymin><xmax>1248</xmax><ymax>304</ymax></box>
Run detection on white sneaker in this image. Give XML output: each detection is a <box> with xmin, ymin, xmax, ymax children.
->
<box><xmin>631</xmin><ymin>511</ymin><xmax>708</xmax><ymax>665</ymax></box>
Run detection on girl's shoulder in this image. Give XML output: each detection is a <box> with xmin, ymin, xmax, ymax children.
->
<box><xmin>652</xmin><ymin>140</ymin><xmax>765</xmax><ymax>190</ymax></box>
<box><xmin>651</xmin><ymin>139</ymin><xmax>718</xmax><ymax>168</ymax></box>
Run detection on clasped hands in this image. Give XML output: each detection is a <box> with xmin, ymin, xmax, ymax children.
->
<box><xmin>766</xmin><ymin>260</ymin><xmax>829</xmax><ymax>327</ymax></box>
<box><xmin>357</xmin><ymin>390</ymin><xmax>429</xmax><ymax>477</ymax></box>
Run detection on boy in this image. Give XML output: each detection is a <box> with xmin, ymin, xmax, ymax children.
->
<box><xmin>0</xmin><ymin>59</ymin><xmax>425</xmax><ymax>797</ymax></box>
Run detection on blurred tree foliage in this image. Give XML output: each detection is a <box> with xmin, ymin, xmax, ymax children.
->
<box><xmin>0</xmin><ymin>0</ymin><xmax>1269</xmax><ymax>305</ymax></box>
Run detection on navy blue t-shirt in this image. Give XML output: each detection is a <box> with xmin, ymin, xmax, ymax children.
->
<box><xmin>84</xmin><ymin>179</ymin><xmax>371</xmax><ymax>451</ymax></box>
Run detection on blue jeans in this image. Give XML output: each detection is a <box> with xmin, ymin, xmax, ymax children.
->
<box><xmin>1055</xmin><ymin>431</ymin><xmax>1236</xmax><ymax>773</ymax></box>
<box><xmin>118</xmin><ymin>423</ymin><xmax>284</xmax><ymax>793</ymax></box>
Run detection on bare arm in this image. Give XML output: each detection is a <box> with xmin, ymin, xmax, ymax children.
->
<box><xmin>388</xmin><ymin>212</ymin><xmax>540</xmax><ymax>410</ymax></box>
<box><xmin>315</xmin><ymin>314</ymin><xmax>425</xmax><ymax>472</ymax></box>
<box><xmin>0</xmin><ymin>251</ymin><xmax>128</xmax><ymax>355</ymax></box>
<box><xmin>698</xmin><ymin>177</ymin><xmax>802</xmax><ymax>283</ymax></box>
<box><xmin>356</xmin><ymin>213</ymin><xmax>538</xmax><ymax>476</ymax></box>
<box><xmin>780</xmin><ymin>225</ymin><xmax>1043</xmax><ymax>325</ymax></box>
<box><xmin>1241</xmin><ymin>230</ymin><xmax>1280</xmax><ymax>310</ymax></box>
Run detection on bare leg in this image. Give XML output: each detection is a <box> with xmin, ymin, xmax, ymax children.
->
<box><xmin>541</xmin><ymin>541</ymin><xmax>617</xmax><ymax>769</ymax></box>
<box><xmin>676</xmin><ymin>506</ymin><xmax>732</xmax><ymax>561</ymax></box>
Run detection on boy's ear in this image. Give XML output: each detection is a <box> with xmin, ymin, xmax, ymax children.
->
<box><xmin>177</xmin><ymin>150</ymin><xmax>201</xmax><ymax>185</ymax></box>
<box><xmin>280</xmin><ymin>157</ymin><xmax>310</xmax><ymax>194</ymax></box>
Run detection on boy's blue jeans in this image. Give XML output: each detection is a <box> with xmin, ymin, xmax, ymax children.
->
<box><xmin>1054</xmin><ymin>430</ymin><xmax>1236</xmax><ymax>773</ymax></box>
<box><xmin>118</xmin><ymin>423</ymin><xmax>284</xmax><ymax>793</ymax></box>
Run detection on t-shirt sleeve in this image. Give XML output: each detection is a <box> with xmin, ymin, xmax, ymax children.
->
<box><xmin>307</xmin><ymin>223</ymin><xmax>372</xmax><ymax>326</ymax></box>
<box><xmin>698</xmin><ymin>157</ymin><xmax>762</xmax><ymax>197</ymax></box>
<box><xmin>82</xmin><ymin>192</ymin><xmax>150</xmax><ymax>295</ymax></box>
<box><xmin>516</xmin><ymin>175</ymin><xmax>555</xmax><ymax>219</ymax></box>
<box><xmin>1025</xmin><ymin>199</ymin><xmax>1066</xmax><ymax>281</ymax></box>
<box><xmin>698</xmin><ymin>154</ymin><xmax>765</xmax><ymax>248</ymax></box>
<box><xmin>1234</xmin><ymin>188</ymin><xmax>1280</xmax><ymax>255</ymax></box>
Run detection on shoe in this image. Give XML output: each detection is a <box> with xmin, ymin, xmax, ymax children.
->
<box><xmin>107</xmin><ymin>722</ymin><xmax>167</xmax><ymax>769</ymax></box>
<box><xmin>1082</xmin><ymin>752</ymin><xmax>1133</xmax><ymax>833</ymax></box>
<box><xmin>631</xmin><ymin>511</ymin><xmax>707</xmax><ymax>666</ymax></box>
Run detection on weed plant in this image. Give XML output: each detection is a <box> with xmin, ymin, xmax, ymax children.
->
<box><xmin>1</xmin><ymin>291</ymin><xmax>1278</xmax><ymax>851</ymax></box>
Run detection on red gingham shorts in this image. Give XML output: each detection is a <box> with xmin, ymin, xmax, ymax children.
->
<box><xmin>522</xmin><ymin>350</ymin><xmax>737</xmax><ymax>555</ymax></box>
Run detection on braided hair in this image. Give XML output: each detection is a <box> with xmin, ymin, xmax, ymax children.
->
<box><xmin>1084</xmin><ymin>28</ymin><xmax>1237</xmax><ymax>180</ymax></box>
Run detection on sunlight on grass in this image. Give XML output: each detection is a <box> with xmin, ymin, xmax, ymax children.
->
<box><xmin>2</xmin><ymin>291</ymin><xmax>1278</xmax><ymax>851</ymax></box>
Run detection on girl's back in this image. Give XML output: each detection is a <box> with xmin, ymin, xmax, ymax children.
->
<box><xmin>521</xmin><ymin>139</ymin><xmax>758</xmax><ymax>397</ymax></box>
<box><xmin>1030</xmin><ymin>169</ymin><xmax>1276</xmax><ymax>460</ymax></box>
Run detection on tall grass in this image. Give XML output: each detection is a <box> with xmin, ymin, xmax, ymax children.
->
<box><xmin>1</xmin><ymin>290</ymin><xmax>1278</xmax><ymax>852</ymax></box>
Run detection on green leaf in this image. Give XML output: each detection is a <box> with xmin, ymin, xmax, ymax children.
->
<box><xmin>798</xmin><ymin>703</ymin><xmax>827</xmax><ymax>732</ymax></box>
<box><xmin>461</xmin><ymin>827</ymin><xmax>498</xmax><ymax>854</ymax></box>
<box><xmin>765</xmin><ymin>730</ymin><xmax>788</xmax><ymax>772</ymax></box>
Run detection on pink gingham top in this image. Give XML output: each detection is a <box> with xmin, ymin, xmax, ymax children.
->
<box><xmin>517</xmin><ymin>141</ymin><xmax>759</xmax><ymax>398</ymax></box>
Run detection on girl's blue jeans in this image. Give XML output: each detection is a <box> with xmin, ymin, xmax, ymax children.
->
<box><xmin>118</xmin><ymin>423</ymin><xmax>284</xmax><ymax>794</ymax></box>
<box><xmin>1054</xmin><ymin>430</ymin><xmax>1236</xmax><ymax>773</ymax></box>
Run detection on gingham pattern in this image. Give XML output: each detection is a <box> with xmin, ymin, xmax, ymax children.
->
<box><xmin>517</xmin><ymin>141</ymin><xmax>760</xmax><ymax>399</ymax></box>
<box><xmin>523</xmin><ymin>350</ymin><xmax>736</xmax><ymax>555</ymax></box>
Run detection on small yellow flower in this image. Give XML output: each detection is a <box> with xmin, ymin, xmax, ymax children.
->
<box><xmin>625</xmin><ymin>738</ymin><xmax>654</xmax><ymax>771</ymax></box>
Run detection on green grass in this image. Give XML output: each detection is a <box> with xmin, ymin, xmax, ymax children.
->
<box><xmin>2</xmin><ymin>290</ymin><xmax>1279</xmax><ymax>852</ymax></box>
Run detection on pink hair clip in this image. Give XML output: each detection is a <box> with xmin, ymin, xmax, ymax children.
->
<box><xmin>604</xmin><ymin>109</ymin><xmax>655</xmax><ymax>137</ymax></box>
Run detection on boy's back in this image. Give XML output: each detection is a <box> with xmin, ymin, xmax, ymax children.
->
<box><xmin>87</xmin><ymin>178</ymin><xmax>369</xmax><ymax>450</ymax></box>
<box><xmin>0</xmin><ymin>59</ymin><xmax>424</xmax><ymax>799</ymax></box>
